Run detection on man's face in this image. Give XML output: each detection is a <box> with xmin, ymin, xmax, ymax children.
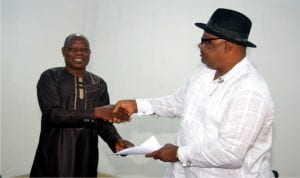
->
<box><xmin>198</xmin><ymin>32</ymin><xmax>226</xmax><ymax>70</ymax></box>
<box><xmin>62</xmin><ymin>37</ymin><xmax>90</xmax><ymax>71</ymax></box>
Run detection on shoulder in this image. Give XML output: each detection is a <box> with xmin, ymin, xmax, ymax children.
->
<box><xmin>234</xmin><ymin>64</ymin><xmax>273</xmax><ymax>103</ymax></box>
<box><xmin>86</xmin><ymin>71</ymin><xmax>107</xmax><ymax>85</ymax></box>
<box><xmin>38</xmin><ymin>67</ymin><xmax>70</xmax><ymax>87</ymax></box>
<box><xmin>40</xmin><ymin>67</ymin><xmax>64</xmax><ymax>78</ymax></box>
<box><xmin>243</xmin><ymin>65</ymin><xmax>270</xmax><ymax>93</ymax></box>
<box><xmin>37</xmin><ymin>67</ymin><xmax>65</xmax><ymax>88</ymax></box>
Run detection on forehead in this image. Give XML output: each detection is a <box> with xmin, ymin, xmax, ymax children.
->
<box><xmin>69</xmin><ymin>37</ymin><xmax>88</xmax><ymax>45</ymax></box>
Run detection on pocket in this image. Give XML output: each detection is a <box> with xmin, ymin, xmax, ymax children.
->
<box><xmin>85</xmin><ymin>83</ymin><xmax>108</xmax><ymax>108</ymax></box>
<box><xmin>85</xmin><ymin>83</ymin><xmax>102</xmax><ymax>93</ymax></box>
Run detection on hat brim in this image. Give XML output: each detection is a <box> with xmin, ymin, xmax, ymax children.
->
<box><xmin>195</xmin><ymin>23</ymin><xmax>256</xmax><ymax>48</ymax></box>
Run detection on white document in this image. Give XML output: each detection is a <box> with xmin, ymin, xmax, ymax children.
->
<box><xmin>115</xmin><ymin>136</ymin><xmax>161</xmax><ymax>155</ymax></box>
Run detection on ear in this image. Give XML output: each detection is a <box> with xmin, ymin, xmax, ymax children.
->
<box><xmin>224</xmin><ymin>41</ymin><xmax>233</xmax><ymax>53</ymax></box>
<box><xmin>62</xmin><ymin>47</ymin><xmax>66</xmax><ymax>57</ymax></box>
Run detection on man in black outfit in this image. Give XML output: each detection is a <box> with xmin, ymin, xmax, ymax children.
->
<box><xmin>30</xmin><ymin>33</ymin><xmax>133</xmax><ymax>177</ymax></box>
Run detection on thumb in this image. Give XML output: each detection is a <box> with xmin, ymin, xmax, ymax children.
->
<box><xmin>113</xmin><ymin>102</ymin><xmax>122</xmax><ymax>113</ymax></box>
<box><xmin>145</xmin><ymin>150</ymin><xmax>157</xmax><ymax>158</ymax></box>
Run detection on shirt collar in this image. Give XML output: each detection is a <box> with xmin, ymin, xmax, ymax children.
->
<box><xmin>213</xmin><ymin>57</ymin><xmax>250</xmax><ymax>83</ymax></box>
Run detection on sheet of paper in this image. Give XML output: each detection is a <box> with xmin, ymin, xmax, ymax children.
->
<box><xmin>115</xmin><ymin>136</ymin><xmax>161</xmax><ymax>155</ymax></box>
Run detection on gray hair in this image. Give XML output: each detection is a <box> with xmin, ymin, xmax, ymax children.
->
<box><xmin>63</xmin><ymin>33</ymin><xmax>90</xmax><ymax>48</ymax></box>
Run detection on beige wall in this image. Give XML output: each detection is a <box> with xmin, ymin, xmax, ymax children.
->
<box><xmin>1</xmin><ymin>0</ymin><xmax>300</xmax><ymax>177</ymax></box>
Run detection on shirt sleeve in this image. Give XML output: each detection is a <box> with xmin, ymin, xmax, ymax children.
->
<box><xmin>98</xmin><ymin>120</ymin><xmax>122</xmax><ymax>152</ymax></box>
<box><xmin>136</xmin><ymin>86</ymin><xmax>186</xmax><ymax>118</ymax></box>
<box><xmin>177</xmin><ymin>89</ymin><xmax>273</xmax><ymax>168</ymax></box>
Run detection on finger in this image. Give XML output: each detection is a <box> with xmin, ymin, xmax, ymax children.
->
<box><xmin>122</xmin><ymin>141</ymin><xmax>134</xmax><ymax>148</ymax></box>
<box><xmin>108</xmin><ymin>119</ymin><xmax>113</xmax><ymax>123</ymax></box>
<box><xmin>145</xmin><ymin>151</ymin><xmax>156</xmax><ymax>157</ymax></box>
<box><xmin>114</xmin><ymin>107</ymin><xmax>131</xmax><ymax>121</ymax></box>
<box><xmin>113</xmin><ymin>102</ymin><xmax>122</xmax><ymax>113</ymax></box>
<box><xmin>118</xmin><ymin>107</ymin><xmax>129</xmax><ymax>114</ymax></box>
<box><xmin>120</xmin><ymin>110</ymin><xmax>131</xmax><ymax>120</ymax></box>
<box><xmin>113</xmin><ymin>118</ymin><xmax>123</xmax><ymax>123</ymax></box>
<box><xmin>145</xmin><ymin>153</ymin><xmax>152</xmax><ymax>158</ymax></box>
<box><xmin>115</xmin><ymin>146</ymin><xmax>122</xmax><ymax>152</ymax></box>
<box><xmin>119</xmin><ymin>108</ymin><xmax>132</xmax><ymax>118</ymax></box>
<box><xmin>127</xmin><ymin>142</ymin><xmax>134</xmax><ymax>147</ymax></box>
<box><xmin>114</xmin><ymin>112</ymin><xmax>130</xmax><ymax>121</ymax></box>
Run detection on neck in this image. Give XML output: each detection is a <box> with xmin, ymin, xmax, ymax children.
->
<box><xmin>65</xmin><ymin>67</ymin><xmax>86</xmax><ymax>77</ymax></box>
<box><xmin>214</xmin><ymin>54</ymin><xmax>245</xmax><ymax>80</ymax></box>
<box><xmin>213</xmin><ymin>45</ymin><xmax>246</xmax><ymax>80</ymax></box>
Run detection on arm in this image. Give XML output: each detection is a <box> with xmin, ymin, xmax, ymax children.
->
<box><xmin>139</xmin><ymin>86</ymin><xmax>186</xmax><ymax>118</ymax></box>
<box><xmin>98</xmin><ymin>119</ymin><xmax>134</xmax><ymax>152</ymax></box>
<box><xmin>111</xmin><ymin>86</ymin><xmax>186</xmax><ymax>123</ymax></box>
<box><xmin>112</xmin><ymin>66</ymin><xmax>204</xmax><ymax>123</ymax></box>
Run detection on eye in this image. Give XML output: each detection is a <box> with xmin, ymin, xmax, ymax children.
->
<box><xmin>201</xmin><ymin>38</ymin><xmax>221</xmax><ymax>45</ymax></box>
<box><xmin>67</xmin><ymin>48</ymin><xmax>90</xmax><ymax>53</ymax></box>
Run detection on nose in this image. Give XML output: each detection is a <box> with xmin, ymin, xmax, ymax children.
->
<box><xmin>198</xmin><ymin>42</ymin><xmax>203</xmax><ymax>49</ymax></box>
<box><xmin>75</xmin><ymin>49</ymin><xmax>84</xmax><ymax>54</ymax></box>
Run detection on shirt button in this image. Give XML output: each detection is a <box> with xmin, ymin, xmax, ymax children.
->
<box><xmin>218</xmin><ymin>77</ymin><xmax>224</xmax><ymax>83</ymax></box>
<box><xmin>186</xmin><ymin>161</ymin><xmax>191</xmax><ymax>167</ymax></box>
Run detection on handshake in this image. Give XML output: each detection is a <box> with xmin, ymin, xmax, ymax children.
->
<box><xmin>94</xmin><ymin>100</ymin><xmax>137</xmax><ymax>123</ymax></box>
<box><xmin>94</xmin><ymin>99</ymin><xmax>180</xmax><ymax>163</ymax></box>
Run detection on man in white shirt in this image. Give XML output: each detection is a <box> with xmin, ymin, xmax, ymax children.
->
<box><xmin>106</xmin><ymin>8</ymin><xmax>275</xmax><ymax>178</ymax></box>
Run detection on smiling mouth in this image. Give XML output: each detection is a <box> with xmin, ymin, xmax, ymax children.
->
<box><xmin>74</xmin><ymin>58</ymin><xmax>83</xmax><ymax>62</ymax></box>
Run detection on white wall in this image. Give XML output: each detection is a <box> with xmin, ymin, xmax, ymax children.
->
<box><xmin>0</xmin><ymin>0</ymin><xmax>2</xmax><ymax>174</ymax></box>
<box><xmin>1</xmin><ymin>0</ymin><xmax>300</xmax><ymax>177</ymax></box>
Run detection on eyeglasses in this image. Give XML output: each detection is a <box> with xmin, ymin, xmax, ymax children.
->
<box><xmin>200</xmin><ymin>38</ymin><xmax>221</xmax><ymax>45</ymax></box>
<box><xmin>67</xmin><ymin>47</ymin><xmax>90</xmax><ymax>53</ymax></box>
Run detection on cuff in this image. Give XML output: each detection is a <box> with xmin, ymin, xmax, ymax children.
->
<box><xmin>135</xmin><ymin>99</ymin><xmax>154</xmax><ymax>115</ymax></box>
<box><xmin>177</xmin><ymin>146</ymin><xmax>194</xmax><ymax>167</ymax></box>
<box><xmin>82</xmin><ymin>110</ymin><xmax>97</xmax><ymax>128</ymax></box>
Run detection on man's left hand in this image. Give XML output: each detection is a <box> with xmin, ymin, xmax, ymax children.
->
<box><xmin>145</xmin><ymin>144</ymin><xmax>179</xmax><ymax>162</ymax></box>
<box><xmin>115</xmin><ymin>139</ymin><xmax>134</xmax><ymax>153</ymax></box>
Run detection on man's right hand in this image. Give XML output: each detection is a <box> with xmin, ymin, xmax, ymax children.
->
<box><xmin>112</xmin><ymin>99</ymin><xmax>138</xmax><ymax>123</ymax></box>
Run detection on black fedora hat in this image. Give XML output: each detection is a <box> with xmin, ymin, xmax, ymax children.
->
<box><xmin>195</xmin><ymin>8</ymin><xmax>256</xmax><ymax>48</ymax></box>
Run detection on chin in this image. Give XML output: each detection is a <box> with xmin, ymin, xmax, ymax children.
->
<box><xmin>70</xmin><ymin>66</ymin><xmax>86</xmax><ymax>71</ymax></box>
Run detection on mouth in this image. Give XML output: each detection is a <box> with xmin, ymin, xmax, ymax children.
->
<box><xmin>72</xmin><ymin>58</ymin><xmax>87</xmax><ymax>65</ymax></box>
<box><xmin>200</xmin><ymin>53</ymin><xmax>206</xmax><ymax>62</ymax></box>
<box><xmin>74</xmin><ymin>58</ymin><xmax>84</xmax><ymax>62</ymax></box>
<box><xmin>200</xmin><ymin>50</ymin><xmax>204</xmax><ymax>56</ymax></box>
